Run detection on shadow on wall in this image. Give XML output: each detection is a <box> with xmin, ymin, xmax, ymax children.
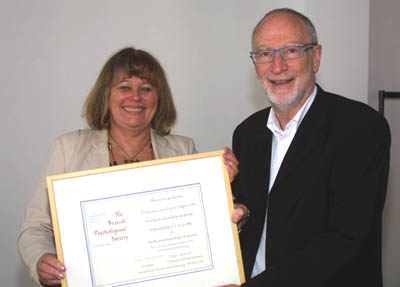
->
<box><xmin>381</xmin><ymin>100</ymin><xmax>400</xmax><ymax>287</ymax></box>
<box><xmin>249</xmin><ymin>70</ymin><xmax>270</xmax><ymax>112</ymax></box>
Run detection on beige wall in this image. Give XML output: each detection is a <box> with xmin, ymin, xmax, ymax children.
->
<box><xmin>369</xmin><ymin>1</ymin><xmax>400</xmax><ymax>286</ymax></box>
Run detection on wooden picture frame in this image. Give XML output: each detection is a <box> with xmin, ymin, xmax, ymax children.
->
<box><xmin>47</xmin><ymin>150</ymin><xmax>245</xmax><ymax>287</ymax></box>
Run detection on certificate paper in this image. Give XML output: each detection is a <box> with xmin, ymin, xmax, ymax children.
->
<box><xmin>47</xmin><ymin>151</ymin><xmax>245</xmax><ymax>287</ymax></box>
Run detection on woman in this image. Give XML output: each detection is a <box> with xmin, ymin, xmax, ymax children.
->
<box><xmin>17</xmin><ymin>47</ymin><xmax>239</xmax><ymax>287</ymax></box>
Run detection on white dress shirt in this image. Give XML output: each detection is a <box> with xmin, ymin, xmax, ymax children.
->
<box><xmin>251</xmin><ymin>86</ymin><xmax>317</xmax><ymax>278</ymax></box>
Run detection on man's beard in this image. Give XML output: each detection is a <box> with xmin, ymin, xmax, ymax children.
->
<box><xmin>261</xmin><ymin>68</ymin><xmax>312</xmax><ymax>113</ymax></box>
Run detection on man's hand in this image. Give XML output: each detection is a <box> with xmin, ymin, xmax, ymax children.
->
<box><xmin>37</xmin><ymin>253</ymin><xmax>66</xmax><ymax>286</ymax></box>
<box><xmin>232</xmin><ymin>203</ymin><xmax>250</xmax><ymax>230</ymax></box>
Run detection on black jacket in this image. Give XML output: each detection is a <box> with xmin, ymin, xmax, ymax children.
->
<box><xmin>232</xmin><ymin>86</ymin><xmax>391</xmax><ymax>287</ymax></box>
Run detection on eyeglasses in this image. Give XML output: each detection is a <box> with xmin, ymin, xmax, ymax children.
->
<box><xmin>249</xmin><ymin>43</ymin><xmax>317</xmax><ymax>64</ymax></box>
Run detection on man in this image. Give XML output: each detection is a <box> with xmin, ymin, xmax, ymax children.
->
<box><xmin>230</xmin><ymin>8</ymin><xmax>391</xmax><ymax>287</ymax></box>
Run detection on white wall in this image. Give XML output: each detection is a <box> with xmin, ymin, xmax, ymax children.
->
<box><xmin>306</xmin><ymin>1</ymin><xmax>370</xmax><ymax>102</ymax></box>
<box><xmin>369</xmin><ymin>1</ymin><xmax>400</xmax><ymax>286</ymax></box>
<box><xmin>0</xmin><ymin>1</ymin><xmax>374</xmax><ymax>286</ymax></box>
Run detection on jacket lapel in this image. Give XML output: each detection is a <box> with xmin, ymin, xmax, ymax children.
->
<box><xmin>271</xmin><ymin>87</ymin><xmax>328</xmax><ymax>191</ymax></box>
<box><xmin>251</xmin><ymin>109</ymin><xmax>273</xmax><ymax>199</ymax></box>
<box><xmin>81</xmin><ymin>129</ymin><xmax>110</xmax><ymax>170</ymax></box>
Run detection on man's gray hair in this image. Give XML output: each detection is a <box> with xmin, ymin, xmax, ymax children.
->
<box><xmin>251</xmin><ymin>8</ymin><xmax>318</xmax><ymax>49</ymax></box>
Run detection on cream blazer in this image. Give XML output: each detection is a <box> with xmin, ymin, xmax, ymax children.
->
<box><xmin>17</xmin><ymin>129</ymin><xmax>197</xmax><ymax>286</ymax></box>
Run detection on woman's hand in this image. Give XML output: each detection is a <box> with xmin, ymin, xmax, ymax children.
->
<box><xmin>223</xmin><ymin>147</ymin><xmax>239</xmax><ymax>183</ymax></box>
<box><xmin>37</xmin><ymin>253</ymin><xmax>66</xmax><ymax>286</ymax></box>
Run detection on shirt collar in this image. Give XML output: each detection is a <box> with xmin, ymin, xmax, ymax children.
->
<box><xmin>267</xmin><ymin>85</ymin><xmax>317</xmax><ymax>134</ymax></box>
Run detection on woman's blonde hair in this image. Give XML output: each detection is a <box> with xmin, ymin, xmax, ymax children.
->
<box><xmin>83</xmin><ymin>47</ymin><xmax>176</xmax><ymax>135</ymax></box>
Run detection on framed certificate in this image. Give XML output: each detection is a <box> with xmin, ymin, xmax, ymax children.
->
<box><xmin>47</xmin><ymin>150</ymin><xmax>245</xmax><ymax>287</ymax></box>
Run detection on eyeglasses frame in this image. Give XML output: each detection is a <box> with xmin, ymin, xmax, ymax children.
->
<box><xmin>249</xmin><ymin>42</ymin><xmax>318</xmax><ymax>64</ymax></box>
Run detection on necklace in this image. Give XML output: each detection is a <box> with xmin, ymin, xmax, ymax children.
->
<box><xmin>108</xmin><ymin>134</ymin><xmax>152</xmax><ymax>166</ymax></box>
